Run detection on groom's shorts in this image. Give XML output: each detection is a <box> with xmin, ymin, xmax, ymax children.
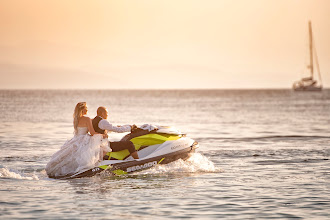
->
<box><xmin>109</xmin><ymin>141</ymin><xmax>136</xmax><ymax>154</ymax></box>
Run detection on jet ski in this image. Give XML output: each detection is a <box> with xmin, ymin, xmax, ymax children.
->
<box><xmin>60</xmin><ymin>125</ymin><xmax>199</xmax><ymax>179</ymax></box>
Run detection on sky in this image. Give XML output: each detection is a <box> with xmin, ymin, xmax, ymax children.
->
<box><xmin>0</xmin><ymin>0</ymin><xmax>329</xmax><ymax>89</ymax></box>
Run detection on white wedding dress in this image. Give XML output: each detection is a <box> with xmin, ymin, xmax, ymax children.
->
<box><xmin>46</xmin><ymin>127</ymin><xmax>110</xmax><ymax>178</ymax></box>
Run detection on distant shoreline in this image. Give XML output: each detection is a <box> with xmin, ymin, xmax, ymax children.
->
<box><xmin>1</xmin><ymin>88</ymin><xmax>329</xmax><ymax>91</ymax></box>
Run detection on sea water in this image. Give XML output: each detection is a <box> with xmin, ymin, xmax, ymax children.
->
<box><xmin>0</xmin><ymin>89</ymin><xmax>329</xmax><ymax>219</ymax></box>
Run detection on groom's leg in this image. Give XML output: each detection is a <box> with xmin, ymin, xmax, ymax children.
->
<box><xmin>110</xmin><ymin>141</ymin><xmax>139</xmax><ymax>159</ymax></box>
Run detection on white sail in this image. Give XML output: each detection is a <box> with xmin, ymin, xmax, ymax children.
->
<box><xmin>293</xmin><ymin>21</ymin><xmax>322</xmax><ymax>91</ymax></box>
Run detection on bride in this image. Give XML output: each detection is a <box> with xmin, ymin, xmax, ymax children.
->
<box><xmin>46</xmin><ymin>102</ymin><xmax>110</xmax><ymax>178</ymax></box>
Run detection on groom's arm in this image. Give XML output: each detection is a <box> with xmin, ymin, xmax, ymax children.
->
<box><xmin>98</xmin><ymin>119</ymin><xmax>131</xmax><ymax>133</ymax></box>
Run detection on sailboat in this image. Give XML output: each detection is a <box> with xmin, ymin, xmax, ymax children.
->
<box><xmin>293</xmin><ymin>21</ymin><xmax>323</xmax><ymax>91</ymax></box>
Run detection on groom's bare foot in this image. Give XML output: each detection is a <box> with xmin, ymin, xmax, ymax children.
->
<box><xmin>131</xmin><ymin>152</ymin><xmax>139</xmax><ymax>159</ymax></box>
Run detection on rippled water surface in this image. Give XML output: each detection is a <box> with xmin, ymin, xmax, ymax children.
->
<box><xmin>0</xmin><ymin>89</ymin><xmax>329</xmax><ymax>219</ymax></box>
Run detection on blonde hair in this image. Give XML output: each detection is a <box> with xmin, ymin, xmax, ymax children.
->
<box><xmin>73</xmin><ymin>102</ymin><xmax>87</xmax><ymax>134</ymax></box>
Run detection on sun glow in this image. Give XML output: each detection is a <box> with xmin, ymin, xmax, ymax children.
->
<box><xmin>0</xmin><ymin>0</ymin><xmax>329</xmax><ymax>89</ymax></box>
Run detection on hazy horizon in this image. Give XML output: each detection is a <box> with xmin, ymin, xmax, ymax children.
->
<box><xmin>1</xmin><ymin>0</ymin><xmax>329</xmax><ymax>89</ymax></box>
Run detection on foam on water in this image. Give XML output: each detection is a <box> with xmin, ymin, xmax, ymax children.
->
<box><xmin>136</xmin><ymin>153</ymin><xmax>220</xmax><ymax>175</ymax></box>
<box><xmin>0</xmin><ymin>167</ymin><xmax>39</xmax><ymax>180</ymax></box>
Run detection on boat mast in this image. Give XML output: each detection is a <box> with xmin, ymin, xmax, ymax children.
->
<box><xmin>308</xmin><ymin>21</ymin><xmax>314</xmax><ymax>79</ymax></box>
<box><xmin>313</xmin><ymin>37</ymin><xmax>323</xmax><ymax>87</ymax></box>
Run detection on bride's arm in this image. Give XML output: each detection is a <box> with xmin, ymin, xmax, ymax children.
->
<box><xmin>86</xmin><ymin>117</ymin><xmax>97</xmax><ymax>136</ymax></box>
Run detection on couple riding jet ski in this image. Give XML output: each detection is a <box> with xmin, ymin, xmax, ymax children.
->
<box><xmin>56</xmin><ymin>124</ymin><xmax>198</xmax><ymax>179</ymax></box>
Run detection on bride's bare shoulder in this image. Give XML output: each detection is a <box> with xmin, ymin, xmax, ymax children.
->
<box><xmin>80</xmin><ymin>116</ymin><xmax>92</xmax><ymax>121</ymax></box>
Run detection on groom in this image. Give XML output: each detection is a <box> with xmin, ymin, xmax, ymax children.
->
<box><xmin>92</xmin><ymin>106</ymin><xmax>139</xmax><ymax>159</ymax></box>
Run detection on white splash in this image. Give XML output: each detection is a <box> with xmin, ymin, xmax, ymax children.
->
<box><xmin>137</xmin><ymin>153</ymin><xmax>219</xmax><ymax>175</ymax></box>
<box><xmin>0</xmin><ymin>168</ymin><xmax>39</xmax><ymax>180</ymax></box>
